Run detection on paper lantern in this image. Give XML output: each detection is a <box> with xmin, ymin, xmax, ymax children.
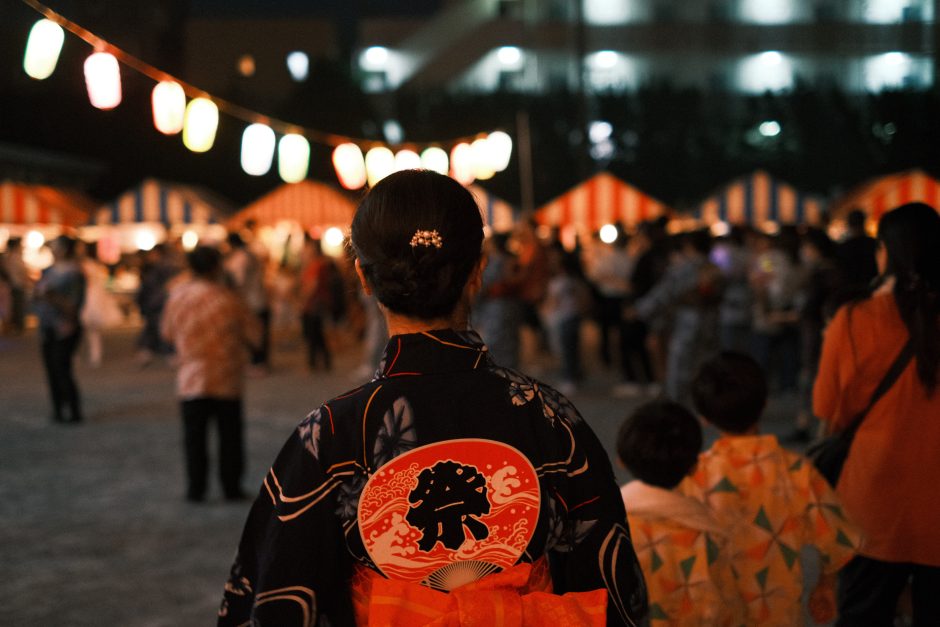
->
<box><xmin>183</xmin><ymin>98</ymin><xmax>219</xmax><ymax>153</ymax></box>
<box><xmin>151</xmin><ymin>81</ymin><xmax>185</xmax><ymax>135</ymax></box>
<box><xmin>278</xmin><ymin>134</ymin><xmax>310</xmax><ymax>183</ymax></box>
<box><xmin>23</xmin><ymin>19</ymin><xmax>65</xmax><ymax>80</ymax></box>
<box><xmin>420</xmin><ymin>147</ymin><xmax>449</xmax><ymax>175</ymax></box>
<box><xmin>394</xmin><ymin>149</ymin><xmax>421</xmax><ymax>172</ymax></box>
<box><xmin>241</xmin><ymin>123</ymin><xmax>276</xmax><ymax>176</ymax></box>
<box><xmin>487</xmin><ymin>131</ymin><xmax>513</xmax><ymax>172</ymax></box>
<box><xmin>365</xmin><ymin>147</ymin><xmax>395</xmax><ymax>187</ymax></box>
<box><xmin>332</xmin><ymin>143</ymin><xmax>367</xmax><ymax>190</ymax></box>
<box><xmin>84</xmin><ymin>52</ymin><xmax>122</xmax><ymax>110</ymax></box>
<box><xmin>470</xmin><ymin>138</ymin><xmax>495</xmax><ymax>181</ymax></box>
<box><xmin>450</xmin><ymin>142</ymin><xmax>475</xmax><ymax>185</ymax></box>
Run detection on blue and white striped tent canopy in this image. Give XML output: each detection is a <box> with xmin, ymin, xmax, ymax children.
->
<box><xmin>468</xmin><ymin>184</ymin><xmax>517</xmax><ymax>233</ymax></box>
<box><xmin>89</xmin><ymin>179</ymin><xmax>227</xmax><ymax>227</ymax></box>
<box><xmin>695</xmin><ymin>170</ymin><xmax>824</xmax><ymax>226</ymax></box>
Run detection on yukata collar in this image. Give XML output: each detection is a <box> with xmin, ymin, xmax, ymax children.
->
<box><xmin>374</xmin><ymin>329</ymin><xmax>493</xmax><ymax>379</ymax></box>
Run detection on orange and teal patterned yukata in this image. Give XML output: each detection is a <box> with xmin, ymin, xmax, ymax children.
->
<box><xmin>678</xmin><ymin>434</ymin><xmax>862</xmax><ymax>626</ymax></box>
<box><xmin>622</xmin><ymin>481</ymin><xmax>745</xmax><ymax>627</ymax></box>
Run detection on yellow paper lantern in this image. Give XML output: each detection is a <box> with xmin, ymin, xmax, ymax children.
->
<box><xmin>241</xmin><ymin>123</ymin><xmax>276</xmax><ymax>176</ymax></box>
<box><xmin>332</xmin><ymin>143</ymin><xmax>367</xmax><ymax>190</ymax></box>
<box><xmin>470</xmin><ymin>138</ymin><xmax>495</xmax><ymax>181</ymax></box>
<box><xmin>278</xmin><ymin>134</ymin><xmax>310</xmax><ymax>183</ymax></box>
<box><xmin>84</xmin><ymin>52</ymin><xmax>122</xmax><ymax>110</ymax></box>
<box><xmin>365</xmin><ymin>147</ymin><xmax>395</xmax><ymax>187</ymax></box>
<box><xmin>151</xmin><ymin>81</ymin><xmax>185</xmax><ymax>135</ymax></box>
<box><xmin>450</xmin><ymin>142</ymin><xmax>475</xmax><ymax>186</ymax></box>
<box><xmin>420</xmin><ymin>147</ymin><xmax>449</xmax><ymax>175</ymax></box>
<box><xmin>23</xmin><ymin>19</ymin><xmax>65</xmax><ymax>80</ymax></box>
<box><xmin>394</xmin><ymin>149</ymin><xmax>421</xmax><ymax>172</ymax></box>
<box><xmin>487</xmin><ymin>131</ymin><xmax>513</xmax><ymax>172</ymax></box>
<box><xmin>183</xmin><ymin>97</ymin><xmax>219</xmax><ymax>153</ymax></box>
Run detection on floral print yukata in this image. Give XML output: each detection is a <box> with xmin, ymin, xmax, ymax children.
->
<box><xmin>219</xmin><ymin>329</ymin><xmax>649</xmax><ymax>627</ymax></box>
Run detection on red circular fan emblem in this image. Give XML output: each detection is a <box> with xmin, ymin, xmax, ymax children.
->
<box><xmin>358</xmin><ymin>439</ymin><xmax>541</xmax><ymax>591</ymax></box>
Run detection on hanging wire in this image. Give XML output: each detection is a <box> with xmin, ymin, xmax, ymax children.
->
<box><xmin>19</xmin><ymin>0</ymin><xmax>489</xmax><ymax>149</ymax></box>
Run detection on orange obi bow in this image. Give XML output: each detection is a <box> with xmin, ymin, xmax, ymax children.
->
<box><xmin>350</xmin><ymin>560</ymin><xmax>608</xmax><ymax>627</ymax></box>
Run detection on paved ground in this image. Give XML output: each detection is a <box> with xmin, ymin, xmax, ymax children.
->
<box><xmin>1</xmin><ymin>322</ymin><xmax>806</xmax><ymax>626</ymax></box>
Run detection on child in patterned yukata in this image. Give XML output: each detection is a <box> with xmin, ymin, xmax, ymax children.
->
<box><xmin>618</xmin><ymin>400</ymin><xmax>744</xmax><ymax>626</ymax></box>
<box><xmin>218</xmin><ymin>170</ymin><xmax>649</xmax><ymax>627</ymax></box>
<box><xmin>678</xmin><ymin>352</ymin><xmax>863</xmax><ymax>626</ymax></box>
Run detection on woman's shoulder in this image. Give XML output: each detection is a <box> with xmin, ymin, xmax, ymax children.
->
<box><xmin>834</xmin><ymin>289</ymin><xmax>899</xmax><ymax>327</ymax></box>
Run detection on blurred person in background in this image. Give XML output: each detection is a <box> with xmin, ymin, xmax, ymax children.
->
<box><xmin>161</xmin><ymin>245</ymin><xmax>261</xmax><ymax>503</ymax></box>
<box><xmin>814</xmin><ymin>203</ymin><xmax>940</xmax><ymax>625</ymax></box>
<box><xmin>299</xmin><ymin>238</ymin><xmax>333</xmax><ymax>371</ymax></box>
<box><xmin>712</xmin><ymin>226</ymin><xmax>754</xmax><ymax>354</ymax></box>
<box><xmin>78</xmin><ymin>241</ymin><xmax>123</xmax><ymax>367</ymax></box>
<box><xmin>834</xmin><ymin>208</ymin><xmax>878</xmax><ymax>298</ymax></box>
<box><xmin>224</xmin><ymin>232</ymin><xmax>271</xmax><ymax>375</ymax></box>
<box><xmin>135</xmin><ymin>243</ymin><xmax>178</xmax><ymax>366</ymax></box>
<box><xmin>2</xmin><ymin>237</ymin><xmax>30</xmax><ymax>334</ymax></box>
<box><xmin>474</xmin><ymin>232</ymin><xmax>524</xmax><ymax>369</ymax></box>
<box><xmin>34</xmin><ymin>235</ymin><xmax>86</xmax><ymax>424</ymax></box>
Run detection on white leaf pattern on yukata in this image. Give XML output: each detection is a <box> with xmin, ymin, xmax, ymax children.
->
<box><xmin>491</xmin><ymin>366</ymin><xmax>538</xmax><ymax>406</ymax></box>
<box><xmin>335</xmin><ymin>472</ymin><xmax>367</xmax><ymax>524</ymax></box>
<box><xmin>374</xmin><ymin>396</ymin><xmax>418</xmax><ymax>468</ymax></box>
<box><xmin>298</xmin><ymin>407</ymin><xmax>323</xmax><ymax>460</ymax></box>
<box><xmin>537</xmin><ymin>385</ymin><xmax>583</xmax><ymax>426</ymax></box>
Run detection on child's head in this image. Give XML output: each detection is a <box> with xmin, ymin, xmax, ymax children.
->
<box><xmin>691</xmin><ymin>352</ymin><xmax>767</xmax><ymax>434</ymax></box>
<box><xmin>617</xmin><ymin>400</ymin><xmax>703</xmax><ymax>489</ymax></box>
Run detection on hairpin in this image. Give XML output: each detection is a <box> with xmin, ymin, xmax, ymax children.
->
<box><xmin>410</xmin><ymin>229</ymin><xmax>443</xmax><ymax>249</ymax></box>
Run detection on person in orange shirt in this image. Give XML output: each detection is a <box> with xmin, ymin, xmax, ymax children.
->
<box><xmin>813</xmin><ymin>202</ymin><xmax>940</xmax><ymax>626</ymax></box>
<box><xmin>618</xmin><ymin>399</ymin><xmax>745</xmax><ymax>626</ymax></box>
<box><xmin>679</xmin><ymin>352</ymin><xmax>862</xmax><ymax>626</ymax></box>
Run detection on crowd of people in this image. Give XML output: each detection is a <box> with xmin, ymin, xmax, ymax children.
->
<box><xmin>1</xmin><ymin>174</ymin><xmax>937</xmax><ymax>624</ymax></box>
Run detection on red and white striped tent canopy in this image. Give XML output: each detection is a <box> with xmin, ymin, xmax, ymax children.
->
<box><xmin>535</xmin><ymin>172</ymin><xmax>669</xmax><ymax>232</ymax></box>
<box><xmin>228</xmin><ymin>180</ymin><xmax>356</xmax><ymax>232</ymax></box>
<box><xmin>468</xmin><ymin>184</ymin><xmax>517</xmax><ymax>233</ymax></box>
<box><xmin>0</xmin><ymin>181</ymin><xmax>92</xmax><ymax>232</ymax></box>
<box><xmin>695</xmin><ymin>170</ymin><xmax>824</xmax><ymax>226</ymax></box>
<box><xmin>830</xmin><ymin>169</ymin><xmax>940</xmax><ymax>222</ymax></box>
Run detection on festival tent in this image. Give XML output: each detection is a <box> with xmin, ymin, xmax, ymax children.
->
<box><xmin>829</xmin><ymin>169</ymin><xmax>940</xmax><ymax>223</ymax></box>
<box><xmin>535</xmin><ymin>172</ymin><xmax>669</xmax><ymax>234</ymax></box>
<box><xmin>0</xmin><ymin>180</ymin><xmax>92</xmax><ymax>237</ymax></box>
<box><xmin>468</xmin><ymin>184</ymin><xmax>517</xmax><ymax>233</ymax></box>
<box><xmin>227</xmin><ymin>180</ymin><xmax>358</xmax><ymax>261</ymax></box>
<box><xmin>694</xmin><ymin>170</ymin><xmax>824</xmax><ymax>227</ymax></box>
<box><xmin>227</xmin><ymin>180</ymin><xmax>356</xmax><ymax>232</ymax></box>
<box><xmin>83</xmin><ymin>178</ymin><xmax>230</xmax><ymax>257</ymax></box>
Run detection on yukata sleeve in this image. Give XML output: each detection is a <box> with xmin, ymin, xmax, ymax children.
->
<box><xmin>794</xmin><ymin>454</ymin><xmax>863</xmax><ymax>575</ymax></box>
<box><xmin>218</xmin><ymin>423</ymin><xmax>352</xmax><ymax>627</ymax></box>
<box><xmin>545</xmin><ymin>395</ymin><xmax>650</xmax><ymax>627</ymax></box>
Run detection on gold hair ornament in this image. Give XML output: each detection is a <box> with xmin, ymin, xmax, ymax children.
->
<box><xmin>410</xmin><ymin>229</ymin><xmax>443</xmax><ymax>249</ymax></box>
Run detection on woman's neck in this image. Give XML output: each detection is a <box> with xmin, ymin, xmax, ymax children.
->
<box><xmin>383</xmin><ymin>305</ymin><xmax>470</xmax><ymax>338</ymax></box>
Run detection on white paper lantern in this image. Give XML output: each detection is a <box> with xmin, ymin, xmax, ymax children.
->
<box><xmin>84</xmin><ymin>52</ymin><xmax>122</xmax><ymax>110</ymax></box>
<box><xmin>23</xmin><ymin>19</ymin><xmax>65</xmax><ymax>80</ymax></box>
<box><xmin>394</xmin><ymin>149</ymin><xmax>421</xmax><ymax>172</ymax></box>
<box><xmin>450</xmin><ymin>143</ymin><xmax>475</xmax><ymax>185</ymax></box>
<box><xmin>278</xmin><ymin>134</ymin><xmax>310</xmax><ymax>183</ymax></box>
<box><xmin>470</xmin><ymin>138</ymin><xmax>496</xmax><ymax>181</ymax></box>
<box><xmin>332</xmin><ymin>143</ymin><xmax>367</xmax><ymax>190</ymax></box>
<box><xmin>420</xmin><ymin>147</ymin><xmax>449</xmax><ymax>175</ymax></box>
<box><xmin>365</xmin><ymin>146</ymin><xmax>395</xmax><ymax>187</ymax></box>
<box><xmin>241</xmin><ymin>123</ymin><xmax>276</xmax><ymax>176</ymax></box>
<box><xmin>183</xmin><ymin>98</ymin><xmax>219</xmax><ymax>153</ymax></box>
<box><xmin>151</xmin><ymin>81</ymin><xmax>185</xmax><ymax>135</ymax></box>
<box><xmin>486</xmin><ymin>131</ymin><xmax>513</xmax><ymax>172</ymax></box>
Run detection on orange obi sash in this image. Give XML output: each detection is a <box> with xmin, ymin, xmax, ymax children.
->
<box><xmin>350</xmin><ymin>558</ymin><xmax>608</xmax><ymax>627</ymax></box>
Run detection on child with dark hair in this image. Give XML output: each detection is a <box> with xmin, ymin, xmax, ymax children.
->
<box><xmin>618</xmin><ymin>400</ymin><xmax>744</xmax><ymax>626</ymax></box>
<box><xmin>679</xmin><ymin>352</ymin><xmax>862</xmax><ymax>625</ymax></box>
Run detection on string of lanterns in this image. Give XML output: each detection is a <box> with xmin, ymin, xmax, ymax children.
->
<box><xmin>19</xmin><ymin>0</ymin><xmax>513</xmax><ymax>189</ymax></box>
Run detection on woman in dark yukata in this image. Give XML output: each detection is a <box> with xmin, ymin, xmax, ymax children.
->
<box><xmin>218</xmin><ymin>169</ymin><xmax>649</xmax><ymax>627</ymax></box>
